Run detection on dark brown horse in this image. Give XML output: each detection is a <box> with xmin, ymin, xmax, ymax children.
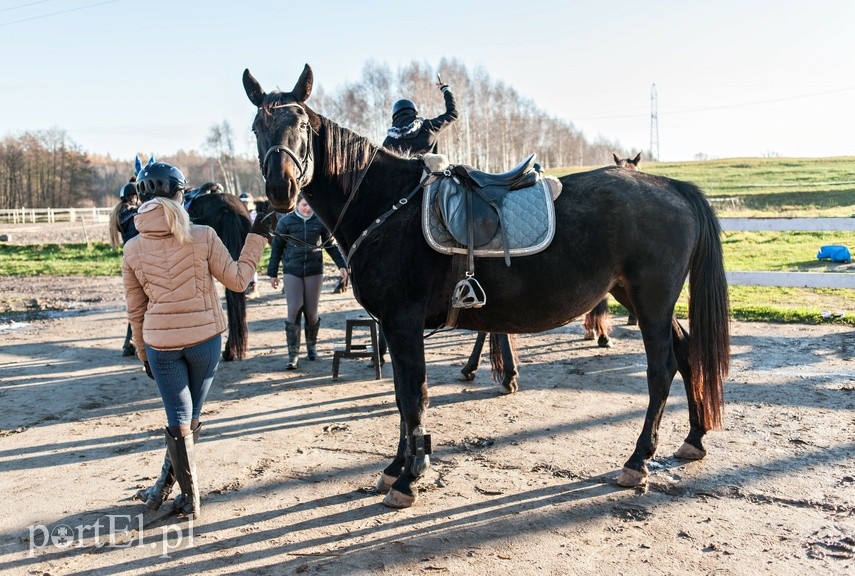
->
<box><xmin>244</xmin><ymin>64</ymin><xmax>729</xmax><ymax>508</ymax></box>
<box><xmin>186</xmin><ymin>192</ymin><xmax>253</xmax><ymax>361</ymax></box>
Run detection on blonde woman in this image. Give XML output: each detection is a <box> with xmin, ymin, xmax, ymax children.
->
<box><xmin>124</xmin><ymin>162</ymin><xmax>270</xmax><ymax>521</ymax></box>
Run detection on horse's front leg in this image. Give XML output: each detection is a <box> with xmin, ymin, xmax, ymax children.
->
<box><xmin>618</xmin><ymin>318</ymin><xmax>678</xmax><ymax>487</ymax></box>
<box><xmin>375</xmin><ymin>323</ymin><xmax>430</xmax><ymax>508</ymax></box>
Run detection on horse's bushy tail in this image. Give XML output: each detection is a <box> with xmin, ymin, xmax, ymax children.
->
<box><xmin>219</xmin><ymin>208</ymin><xmax>251</xmax><ymax>361</ymax></box>
<box><xmin>680</xmin><ymin>182</ymin><xmax>730</xmax><ymax>430</ymax></box>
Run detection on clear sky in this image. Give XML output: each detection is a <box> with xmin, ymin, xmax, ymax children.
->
<box><xmin>2</xmin><ymin>0</ymin><xmax>853</xmax><ymax>164</ymax></box>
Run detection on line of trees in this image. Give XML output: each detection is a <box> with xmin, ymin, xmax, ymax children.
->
<box><xmin>313</xmin><ymin>58</ymin><xmax>644</xmax><ymax>172</ymax></box>
<box><xmin>0</xmin><ymin>58</ymin><xmax>643</xmax><ymax>209</ymax></box>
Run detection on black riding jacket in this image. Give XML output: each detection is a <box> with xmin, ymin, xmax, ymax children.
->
<box><xmin>381</xmin><ymin>88</ymin><xmax>458</xmax><ymax>155</ymax></box>
<box><xmin>266</xmin><ymin>211</ymin><xmax>346</xmax><ymax>278</ymax></box>
<box><xmin>119</xmin><ymin>205</ymin><xmax>139</xmax><ymax>244</ymax></box>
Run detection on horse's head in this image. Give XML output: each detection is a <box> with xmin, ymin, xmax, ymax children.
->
<box><xmin>244</xmin><ymin>64</ymin><xmax>320</xmax><ymax>212</ymax></box>
<box><xmin>613</xmin><ymin>152</ymin><xmax>641</xmax><ymax>171</ymax></box>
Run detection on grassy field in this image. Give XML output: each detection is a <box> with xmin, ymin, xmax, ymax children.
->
<box><xmin>3</xmin><ymin>157</ymin><xmax>855</xmax><ymax>323</ymax></box>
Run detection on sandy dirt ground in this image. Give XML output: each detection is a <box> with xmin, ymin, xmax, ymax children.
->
<box><xmin>0</xmin><ymin>223</ymin><xmax>854</xmax><ymax>575</ymax></box>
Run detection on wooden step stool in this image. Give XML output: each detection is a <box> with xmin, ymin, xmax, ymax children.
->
<box><xmin>332</xmin><ymin>316</ymin><xmax>382</xmax><ymax>380</ymax></box>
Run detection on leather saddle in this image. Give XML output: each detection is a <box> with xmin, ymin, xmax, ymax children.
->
<box><xmin>436</xmin><ymin>153</ymin><xmax>539</xmax><ymax>264</ymax></box>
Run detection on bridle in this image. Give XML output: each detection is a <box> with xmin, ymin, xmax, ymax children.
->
<box><xmin>258</xmin><ymin>103</ymin><xmax>314</xmax><ymax>187</ymax></box>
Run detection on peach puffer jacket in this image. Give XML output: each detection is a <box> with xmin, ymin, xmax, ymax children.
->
<box><xmin>122</xmin><ymin>201</ymin><xmax>266</xmax><ymax>361</ymax></box>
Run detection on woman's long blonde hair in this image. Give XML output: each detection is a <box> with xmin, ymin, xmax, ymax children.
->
<box><xmin>151</xmin><ymin>196</ymin><xmax>192</xmax><ymax>243</ymax></box>
<box><xmin>108</xmin><ymin>201</ymin><xmax>125</xmax><ymax>249</ymax></box>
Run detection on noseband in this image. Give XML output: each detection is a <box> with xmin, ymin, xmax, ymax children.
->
<box><xmin>259</xmin><ymin>103</ymin><xmax>314</xmax><ymax>187</ymax></box>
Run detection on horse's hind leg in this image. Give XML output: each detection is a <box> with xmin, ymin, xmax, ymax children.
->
<box><xmin>490</xmin><ymin>333</ymin><xmax>519</xmax><ymax>394</ymax></box>
<box><xmin>460</xmin><ymin>332</ymin><xmax>487</xmax><ymax>381</ymax></box>
<box><xmin>671</xmin><ymin>319</ymin><xmax>707</xmax><ymax>460</ymax></box>
<box><xmin>591</xmin><ymin>298</ymin><xmax>613</xmax><ymax>348</ymax></box>
<box><xmin>618</xmin><ymin>315</ymin><xmax>679</xmax><ymax>487</ymax></box>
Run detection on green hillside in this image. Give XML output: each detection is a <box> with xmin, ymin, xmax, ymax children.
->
<box><xmin>550</xmin><ymin>156</ymin><xmax>855</xmax><ymax>323</ymax></box>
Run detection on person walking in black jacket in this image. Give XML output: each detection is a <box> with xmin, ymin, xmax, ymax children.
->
<box><xmin>382</xmin><ymin>76</ymin><xmax>458</xmax><ymax>155</ymax></box>
<box><xmin>109</xmin><ymin>180</ymin><xmax>141</xmax><ymax>356</ymax></box>
<box><xmin>267</xmin><ymin>195</ymin><xmax>348</xmax><ymax>369</ymax></box>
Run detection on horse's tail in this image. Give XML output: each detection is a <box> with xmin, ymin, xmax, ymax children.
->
<box><xmin>219</xmin><ymin>209</ymin><xmax>251</xmax><ymax>361</ymax></box>
<box><xmin>681</xmin><ymin>181</ymin><xmax>731</xmax><ymax>431</ymax></box>
<box><xmin>108</xmin><ymin>202</ymin><xmax>123</xmax><ymax>249</ymax></box>
<box><xmin>584</xmin><ymin>297</ymin><xmax>612</xmax><ymax>338</ymax></box>
<box><xmin>489</xmin><ymin>333</ymin><xmax>519</xmax><ymax>385</ymax></box>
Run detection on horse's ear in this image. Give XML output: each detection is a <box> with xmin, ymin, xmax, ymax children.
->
<box><xmin>613</xmin><ymin>153</ymin><xmax>620</xmax><ymax>165</ymax></box>
<box><xmin>135</xmin><ymin>156</ymin><xmax>142</xmax><ymax>174</ymax></box>
<box><xmin>243</xmin><ymin>68</ymin><xmax>265</xmax><ymax>107</ymax></box>
<box><xmin>291</xmin><ymin>64</ymin><xmax>313</xmax><ymax>103</ymax></box>
<box><xmin>147</xmin><ymin>156</ymin><xmax>155</xmax><ymax>167</ymax></box>
<box><xmin>632</xmin><ymin>152</ymin><xmax>641</xmax><ymax>165</ymax></box>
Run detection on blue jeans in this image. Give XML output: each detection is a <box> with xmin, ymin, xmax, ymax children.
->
<box><xmin>145</xmin><ymin>335</ymin><xmax>221</xmax><ymax>427</ymax></box>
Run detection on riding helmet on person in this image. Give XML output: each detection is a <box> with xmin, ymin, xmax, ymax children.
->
<box><xmin>136</xmin><ymin>162</ymin><xmax>187</xmax><ymax>202</ymax></box>
<box><xmin>391</xmin><ymin>99</ymin><xmax>417</xmax><ymax>120</ymax></box>
<box><xmin>119</xmin><ymin>182</ymin><xmax>138</xmax><ymax>201</ymax></box>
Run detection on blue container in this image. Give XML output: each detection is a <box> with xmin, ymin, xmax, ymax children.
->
<box><xmin>816</xmin><ymin>245</ymin><xmax>852</xmax><ymax>263</ymax></box>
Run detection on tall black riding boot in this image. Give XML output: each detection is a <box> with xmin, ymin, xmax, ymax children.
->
<box><xmin>122</xmin><ymin>323</ymin><xmax>136</xmax><ymax>356</ymax></box>
<box><xmin>165</xmin><ymin>428</ymin><xmax>201</xmax><ymax>521</ymax></box>
<box><xmin>305</xmin><ymin>318</ymin><xmax>320</xmax><ymax>360</ymax></box>
<box><xmin>285</xmin><ymin>319</ymin><xmax>302</xmax><ymax>369</ymax></box>
<box><xmin>135</xmin><ymin>424</ymin><xmax>201</xmax><ymax>511</ymax></box>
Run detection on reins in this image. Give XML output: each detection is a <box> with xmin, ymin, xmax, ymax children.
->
<box><xmin>345</xmin><ymin>164</ymin><xmax>432</xmax><ymax>266</ymax></box>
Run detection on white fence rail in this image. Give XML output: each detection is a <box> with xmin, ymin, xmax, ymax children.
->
<box><xmin>0</xmin><ymin>212</ymin><xmax>852</xmax><ymax>289</ymax></box>
<box><xmin>0</xmin><ymin>207</ymin><xmax>113</xmax><ymax>224</ymax></box>
<box><xmin>720</xmin><ymin>217</ymin><xmax>855</xmax><ymax>289</ymax></box>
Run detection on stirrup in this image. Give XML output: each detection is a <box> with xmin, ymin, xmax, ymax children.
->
<box><xmin>452</xmin><ymin>274</ymin><xmax>486</xmax><ymax>309</ymax></box>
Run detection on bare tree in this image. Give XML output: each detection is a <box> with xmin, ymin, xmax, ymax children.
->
<box><xmin>204</xmin><ymin>121</ymin><xmax>239</xmax><ymax>194</ymax></box>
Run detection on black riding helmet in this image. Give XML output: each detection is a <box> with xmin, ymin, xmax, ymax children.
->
<box><xmin>118</xmin><ymin>182</ymin><xmax>138</xmax><ymax>201</ymax></box>
<box><xmin>136</xmin><ymin>162</ymin><xmax>187</xmax><ymax>201</ymax></box>
<box><xmin>392</xmin><ymin>98</ymin><xmax>417</xmax><ymax>119</ymax></box>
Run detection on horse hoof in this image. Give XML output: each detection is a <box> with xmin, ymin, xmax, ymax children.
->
<box><xmin>383</xmin><ymin>489</ymin><xmax>416</xmax><ymax>508</ymax></box>
<box><xmin>597</xmin><ymin>337</ymin><xmax>612</xmax><ymax>348</ymax></box>
<box><xmin>617</xmin><ymin>466</ymin><xmax>647</xmax><ymax>487</ymax></box>
<box><xmin>374</xmin><ymin>473</ymin><xmax>397</xmax><ymax>494</ymax></box>
<box><xmin>583</xmin><ymin>330</ymin><xmax>595</xmax><ymax>341</ymax></box>
<box><xmin>499</xmin><ymin>378</ymin><xmax>518</xmax><ymax>395</ymax></box>
<box><xmin>459</xmin><ymin>371</ymin><xmax>476</xmax><ymax>382</ymax></box>
<box><xmin>674</xmin><ymin>442</ymin><xmax>706</xmax><ymax>460</ymax></box>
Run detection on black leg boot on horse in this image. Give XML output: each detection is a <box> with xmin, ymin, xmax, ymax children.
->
<box><xmin>165</xmin><ymin>428</ymin><xmax>201</xmax><ymax>521</ymax></box>
<box><xmin>285</xmin><ymin>319</ymin><xmax>302</xmax><ymax>369</ymax></box>
<box><xmin>135</xmin><ymin>424</ymin><xmax>201</xmax><ymax>511</ymax></box>
<box><xmin>304</xmin><ymin>318</ymin><xmax>320</xmax><ymax>360</ymax></box>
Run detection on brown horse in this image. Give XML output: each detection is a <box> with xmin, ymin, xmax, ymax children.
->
<box><xmin>614</xmin><ymin>152</ymin><xmax>641</xmax><ymax>170</ymax></box>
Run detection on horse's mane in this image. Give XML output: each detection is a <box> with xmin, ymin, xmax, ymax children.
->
<box><xmin>316</xmin><ymin>114</ymin><xmax>376</xmax><ymax>193</ymax></box>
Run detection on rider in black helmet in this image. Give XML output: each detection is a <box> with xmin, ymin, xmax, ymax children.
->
<box><xmin>382</xmin><ymin>75</ymin><xmax>458</xmax><ymax>156</ymax></box>
<box><xmin>110</xmin><ymin>178</ymin><xmax>142</xmax><ymax>357</ymax></box>
<box><xmin>136</xmin><ymin>162</ymin><xmax>187</xmax><ymax>202</ymax></box>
